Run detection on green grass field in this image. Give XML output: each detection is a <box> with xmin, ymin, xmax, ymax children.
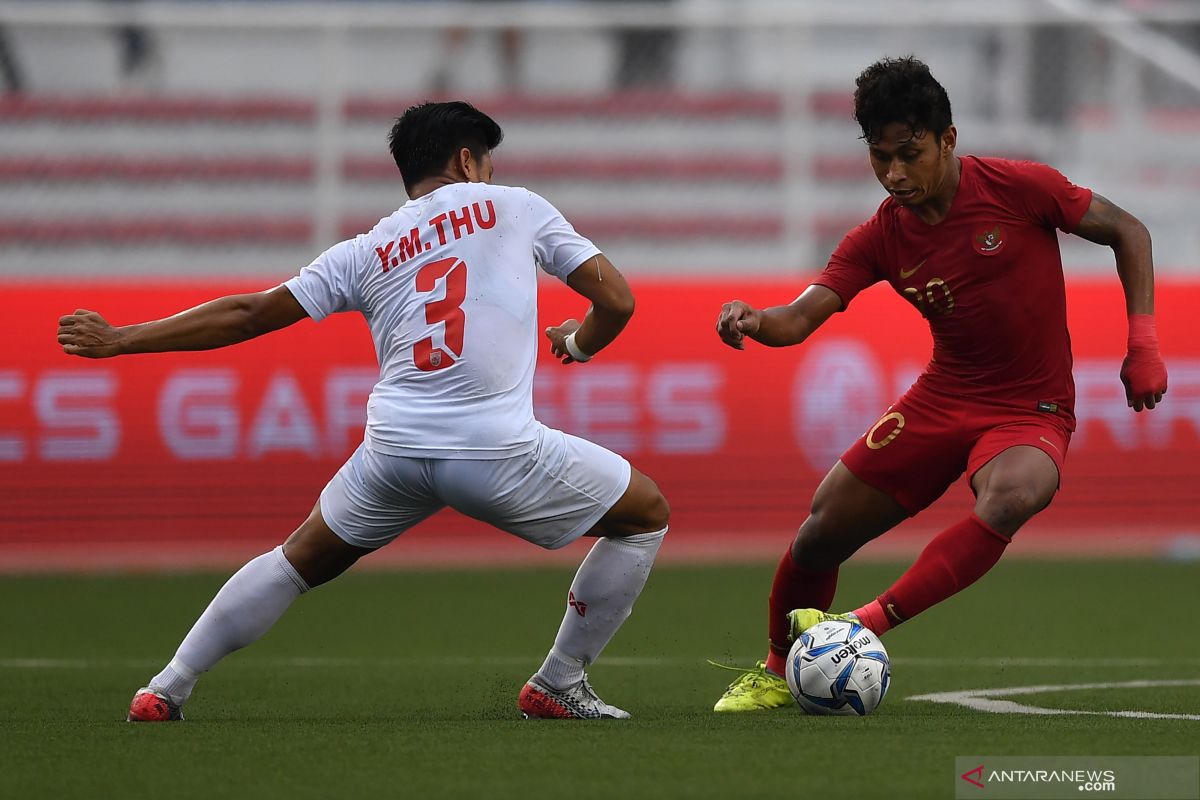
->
<box><xmin>2</xmin><ymin>560</ymin><xmax>1198</xmax><ymax>799</ymax></box>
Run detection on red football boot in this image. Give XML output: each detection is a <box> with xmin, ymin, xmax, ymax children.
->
<box><xmin>127</xmin><ymin>687</ymin><xmax>184</xmax><ymax>722</ymax></box>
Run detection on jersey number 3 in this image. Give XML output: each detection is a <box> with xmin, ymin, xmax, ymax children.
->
<box><xmin>413</xmin><ymin>256</ymin><xmax>466</xmax><ymax>372</ymax></box>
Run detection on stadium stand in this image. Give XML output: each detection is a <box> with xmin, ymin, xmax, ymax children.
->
<box><xmin>0</xmin><ymin>1</ymin><xmax>1198</xmax><ymax>277</ymax></box>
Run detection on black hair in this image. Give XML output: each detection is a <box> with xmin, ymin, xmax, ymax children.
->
<box><xmin>853</xmin><ymin>56</ymin><xmax>952</xmax><ymax>144</ymax></box>
<box><xmin>387</xmin><ymin>101</ymin><xmax>503</xmax><ymax>191</ymax></box>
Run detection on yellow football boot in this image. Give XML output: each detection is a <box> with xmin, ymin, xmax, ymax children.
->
<box><xmin>711</xmin><ymin>660</ymin><xmax>791</xmax><ymax>712</ymax></box>
<box><xmin>787</xmin><ymin>608</ymin><xmax>857</xmax><ymax>640</ymax></box>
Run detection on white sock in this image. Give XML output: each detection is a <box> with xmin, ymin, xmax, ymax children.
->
<box><xmin>148</xmin><ymin>546</ymin><xmax>309</xmax><ymax>705</ymax></box>
<box><xmin>535</xmin><ymin>527</ymin><xmax>666</xmax><ymax>689</ymax></box>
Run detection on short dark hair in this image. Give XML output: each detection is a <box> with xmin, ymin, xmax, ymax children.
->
<box><xmin>387</xmin><ymin>101</ymin><xmax>504</xmax><ymax>191</ymax></box>
<box><xmin>853</xmin><ymin>56</ymin><xmax>952</xmax><ymax>144</ymax></box>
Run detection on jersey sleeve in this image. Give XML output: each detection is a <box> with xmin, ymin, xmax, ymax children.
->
<box><xmin>283</xmin><ymin>237</ymin><xmax>364</xmax><ymax>322</ymax></box>
<box><xmin>811</xmin><ymin>217</ymin><xmax>884</xmax><ymax>310</ymax></box>
<box><xmin>524</xmin><ymin>190</ymin><xmax>602</xmax><ymax>280</ymax></box>
<box><xmin>1008</xmin><ymin>161</ymin><xmax>1093</xmax><ymax>233</ymax></box>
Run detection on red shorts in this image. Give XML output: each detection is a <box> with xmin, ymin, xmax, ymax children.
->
<box><xmin>839</xmin><ymin>386</ymin><xmax>1072</xmax><ymax>516</ymax></box>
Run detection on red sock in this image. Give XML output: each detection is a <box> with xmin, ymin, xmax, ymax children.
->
<box><xmin>852</xmin><ymin>599</ymin><xmax>892</xmax><ymax>635</ymax></box>
<box><xmin>765</xmin><ymin>547</ymin><xmax>838</xmax><ymax>675</ymax></box>
<box><xmin>854</xmin><ymin>514</ymin><xmax>1010</xmax><ymax>635</ymax></box>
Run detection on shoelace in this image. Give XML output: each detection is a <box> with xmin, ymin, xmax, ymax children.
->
<box><xmin>576</xmin><ymin>675</ymin><xmax>606</xmax><ymax>705</ymax></box>
<box><xmin>559</xmin><ymin>675</ymin><xmax>618</xmax><ymax>717</ymax></box>
<box><xmin>706</xmin><ymin>659</ymin><xmax>764</xmax><ymax>673</ymax></box>
<box><xmin>707</xmin><ymin>659</ymin><xmax>771</xmax><ymax>690</ymax></box>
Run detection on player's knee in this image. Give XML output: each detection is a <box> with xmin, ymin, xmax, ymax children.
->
<box><xmin>790</xmin><ymin>512</ymin><xmax>844</xmax><ymax>571</ymax></box>
<box><xmin>628</xmin><ymin>468</ymin><xmax>670</xmax><ymax>532</ymax></box>
<box><xmin>281</xmin><ymin>519</ymin><xmax>368</xmax><ymax>588</ymax></box>
<box><xmin>599</xmin><ymin>474</ymin><xmax>669</xmax><ymax>536</ymax></box>
<box><xmin>975</xmin><ymin>485</ymin><xmax>1048</xmax><ymax>532</ymax></box>
<box><xmin>640</xmin><ymin>486</ymin><xmax>670</xmax><ymax>532</ymax></box>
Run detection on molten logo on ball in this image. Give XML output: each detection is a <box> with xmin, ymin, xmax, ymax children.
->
<box><xmin>785</xmin><ymin>620</ymin><xmax>891</xmax><ymax>716</ymax></box>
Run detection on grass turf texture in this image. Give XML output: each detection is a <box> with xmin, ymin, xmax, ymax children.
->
<box><xmin>2</xmin><ymin>560</ymin><xmax>1197</xmax><ymax>799</ymax></box>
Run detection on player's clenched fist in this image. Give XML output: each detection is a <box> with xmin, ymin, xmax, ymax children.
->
<box><xmin>1120</xmin><ymin>314</ymin><xmax>1168</xmax><ymax>412</ymax></box>
<box><xmin>716</xmin><ymin>300</ymin><xmax>761</xmax><ymax>350</ymax></box>
<box><xmin>545</xmin><ymin>318</ymin><xmax>585</xmax><ymax>364</ymax></box>
<box><xmin>57</xmin><ymin>309</ymin><xmax>122</xmax><ymax>358</ymax></box>
<box><xmin>1120</xmin><ymin>354</ymin><xmax>1167</xmax><ymax>412</ymax></box>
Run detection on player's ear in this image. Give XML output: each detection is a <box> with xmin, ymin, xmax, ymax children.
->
<box><xmin>941</xmin><ymin>126</ymin><xmax>957</xmax><ymax>155</ymax></box>
<box><xmin>459</xmin><ymin>147</ymin><xmax>480</xmax><ymax>182</ymax></box>
<box><xmin>448</xmin><ymin>147</ymin><xmax>472</xmax><ymax>182</ymax></box>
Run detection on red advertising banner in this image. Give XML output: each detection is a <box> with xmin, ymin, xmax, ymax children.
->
<box><xmin>1</xmin><ymin>278</ymin><xmax>1197</xmax><ymax>568</ymax></box>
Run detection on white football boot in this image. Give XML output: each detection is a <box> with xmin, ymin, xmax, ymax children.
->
<box><xmin>518</xmin><ymin>674</ymin><xmax>631</xmax><ymax>720</ymax></box>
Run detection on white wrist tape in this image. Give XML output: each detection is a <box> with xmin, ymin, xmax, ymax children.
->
<box><xmin>564</xmin><ymin>331</ymin><xmax>592</xmax><ymax>362</ymax></box>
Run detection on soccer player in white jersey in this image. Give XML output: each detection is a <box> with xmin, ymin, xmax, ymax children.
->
<box><xmin>56</xmin><ymin>101</ymin><xmax>670</xmax><ymax>721</ymax></box>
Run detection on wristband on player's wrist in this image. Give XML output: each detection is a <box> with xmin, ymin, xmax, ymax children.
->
<box><xmin>1127</xmin><ymin>313</ymin><xmax>1160</xmax><ymax>351</ymax></box>
<box><xmin>564</xmin><ymin>331</ymin><xmax>593</xmax><ymax>362</ymax></box>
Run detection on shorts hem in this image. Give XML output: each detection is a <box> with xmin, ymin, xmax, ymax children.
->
<box><xmin>317</xmin><ymin>492</ymin><xmax>382</xmax><ymax>551</ymax></box>
<box><xmin>538</xmin><ymin>459</ymin><xmax>633</xmax><ymax>550</ymax></box>
<box><xmin>838</xmin><ymin>458</ymin><xmax>924</xmax><ymax>517</ymax></box>
<box><xmin>967</xmin><ymin>439</ymin><xmax>1066</xmax><ymax>488</ymax></box>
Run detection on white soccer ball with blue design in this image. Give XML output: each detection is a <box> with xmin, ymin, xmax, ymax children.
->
<box><xmin>785</xmin><ymin>619</ymin><xmax>891</xmax><ymax>716</ymax></box>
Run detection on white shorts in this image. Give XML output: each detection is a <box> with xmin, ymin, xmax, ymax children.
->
<box><xmin>319</xmin><ymin>425</ymin><xmax>632</xmax><ymax>550</ymax></box>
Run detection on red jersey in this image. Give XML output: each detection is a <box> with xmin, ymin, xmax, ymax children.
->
<box><xmin>814</xmin><ymin>156</ymin><xmax>1092</xmax><ymax>426</ymax></box>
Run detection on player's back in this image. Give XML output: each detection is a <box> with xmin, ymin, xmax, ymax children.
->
<box><xmin>286</xmin><ymin>182</ymin><xmax>599</xmax><ymax>460</ymax></box>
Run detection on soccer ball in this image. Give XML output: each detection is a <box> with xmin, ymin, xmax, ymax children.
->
<box><xmin>785</xmin><ymin>620</ymin><xmax>891</xmax><ymax>716</ymax></box>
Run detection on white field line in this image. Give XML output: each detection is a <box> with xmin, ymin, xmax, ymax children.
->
<box><xmin>894</xmin><ymin>656</ymin><xmax>1200</xmax><ymax>667</ymax></box>
<box><xmin>909</xmin><ymin>679</ymin><xmax>1200</xmax><ymax>720</ymax></box>
<box><xmin>4</xmin><ymin>656</ymin><xmax>1200</xmax><ymax>670</ymax></box>
<box><xmin>7</xmin><ymin>658</ymin><xmax>1198</xmax><ymax>720</ymax></box>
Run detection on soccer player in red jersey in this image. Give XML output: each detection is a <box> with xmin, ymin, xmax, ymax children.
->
<box><xmin>711</xmin><ymin>56</ymin><xmax>1168</xmax><ymax>712</ymax></box>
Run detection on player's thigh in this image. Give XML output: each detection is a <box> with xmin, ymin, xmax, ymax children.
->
<box><xmin>434</xmin><ymin>426</ymin><xmax>632</xmax><ymax>550</ymax></box>
<box><xmin>809</xmin><ymin>460</ymin><xmax>910</xmax><ymax>536</ymax></box>
<box><xmin>838</xmin><ymin>391</ymin><xmax>971</xmax><ymax>516</ymax></box>
<box><xmin>968</xmin><ymin>416</ymin><xmax>1069</xmax><ymax>494</ymax></box>
<box><xmin>794</xmin><ymin>460</ymin><xmax>909</xmax><ymax>566</ymax></box>
<box><xmin>318</xmin><ymin>443</ymin><xmax>444</xmax><ymax>551</ymax></box>
<box><xmin>969</xmin><ymin>419</ymin><xmax>1069</xmax><ymax>534</ymax></box>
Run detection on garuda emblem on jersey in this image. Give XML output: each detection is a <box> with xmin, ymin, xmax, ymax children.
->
<box><xmin>972</xmin><ymin>225</ymin><xmax>1006</xmax><ymax>255</ymax></box>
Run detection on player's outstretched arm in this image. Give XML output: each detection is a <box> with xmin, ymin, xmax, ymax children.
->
<box><xmin>1072</xmin><ymin>193</ymin><xmax>1167</xmax><ymax>411</ymax></box>
<box><xmin>545</xmin><ymin>254</ymin><xmax>634</xmax><ymax>364</ymax></box>
<box><xmin>57</xmin><ymin>285</ymin><xmax>309</xmax><ymax>359</ymax></box>
<box><xmin>716</xmin><ymin>285</ymin><xmax>841</xmax><ymax>350</ymax></box>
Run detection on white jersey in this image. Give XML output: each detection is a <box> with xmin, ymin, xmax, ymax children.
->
<box><xmin>284</xmin><ymin>182</ymin><xmax>600</xmax><ymax>459</ymax></box>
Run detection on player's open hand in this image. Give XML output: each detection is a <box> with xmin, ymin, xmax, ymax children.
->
<box><xmin>716</xmin><ymin>300</ymin><xmax>761</xmax><ymax>350</ymax></box>
<box><xmin>57</xmin><ymin>309</ymin><xmax>123</xmax><ymax>358</ymax></box>
<box><xmin>1120</xmin><ymin>350</ymin><xmax>1167</xmax><ymax>412</ymax></box>
<box><xmin>545</xmin><ymin>318</ymin><xmax>583</xmax><ymax>364</ymax></box>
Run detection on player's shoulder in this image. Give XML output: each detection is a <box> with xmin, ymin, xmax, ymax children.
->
<box><xmin>849</xmin><ymin>197</ymin><xmax>895</xmax><ymax>238</ymax></box>
<box><xmin>968</xmin><ymin>154</ymin><xmax>1034</xmax><ymax>171</ymax></box>
<box><xmin>446</xmin><ymin>181</ymin><xmax>537</xmax><ymax>202</ymax></box>
<box><xmin>965</xmin><ymin>154</ymin><xmax>1067</xmax><ymax>188</ymax></box>
<box><xmin>492</xmin><ymin>183</ymin><xmax>551</xmax><ymax>207</ymax></box>
<box><xmin>493</xmin><ymin>184</ymin><xmax>576</xmax><ymax>226</ymax></box>
<box><xmin>451</xmin><ymin>182</ymin><xmax>558</xmax><ymax>216</ymax></box>
<box><xmin>362</xmin><ymin>206</ymin><xmax>412</xmax><ymax>242</ymax></box>
<box><xmin>831</xmin><ymin>200</ymin><xmax>890</xmax><ymax>261</ymax></box>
